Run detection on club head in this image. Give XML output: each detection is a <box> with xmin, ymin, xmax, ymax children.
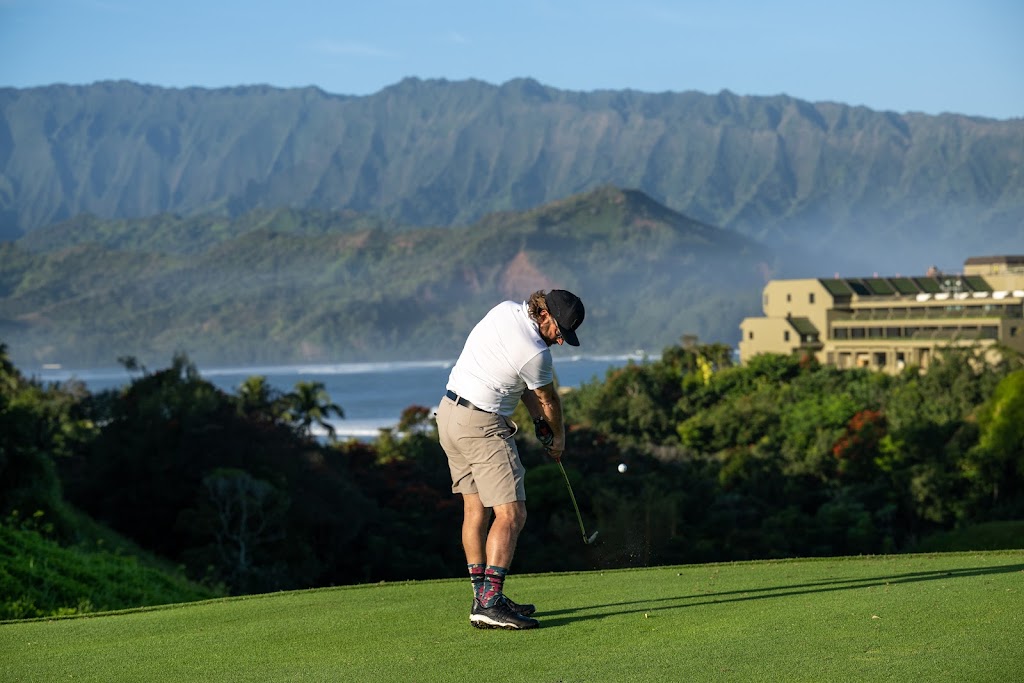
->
<box><xmin>585</xmin><ymin>531</ymin><xmax>600</xmax><ymax>545</ymax></box>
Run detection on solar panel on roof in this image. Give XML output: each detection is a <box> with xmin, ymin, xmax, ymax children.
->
<box><xmin>821</xmin><ymin>279</ymin><xmax>853</xmax><ymax>295</ymax></box>
<box><xmin>889</xmin><ymin>278</ymin><xmax>919</xmax><ymax>295</ymax></box>
<box><xmin>962</xmin><ymin>275</ymin><xmax>991</xmax><ymax>292</ymax></box>
<box><xmin>864</xmin><ymin>279</ymin><xmax>895</xmax><ymax>295</ymax></box>
<box><xmin>846</xmin><ymin>280</ymin><xmax>871</xmax><ymax>295</ymax></box>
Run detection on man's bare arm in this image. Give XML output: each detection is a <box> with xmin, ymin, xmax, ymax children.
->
<box><xmin>522</xmin><ymin>382</ymin><xmax>565</xmax><ymax>457</ymax></box>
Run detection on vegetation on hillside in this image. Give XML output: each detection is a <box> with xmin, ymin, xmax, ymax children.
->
<box><xmin>1</xmin><ymin>187</ymin><xmax>772</xmax><ymax>368</ymax></box>
<box><xmin>2</xmin><ymin>335</ymin><xmax>1021</xmax><ymax>619</ymax></box>
<box><xmin>0</xmin><ymin>523</ymin><xmax>220</xmax><ymax>620</ymax></box>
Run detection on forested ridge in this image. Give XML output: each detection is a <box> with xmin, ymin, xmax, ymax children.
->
<box><xmin>3</xmin><ymin>339</ymin><xmax>1021</xmax><ymax>620</ymax></box>
<box><xmin>3</xmin><ymin>79</ymin><xmax>1023</xmax><ymax>277</ymax></box>
<box><xmin>1</xmin><ymin>187</ymin><xmax>775</xmax><ymax>368</ymax></box>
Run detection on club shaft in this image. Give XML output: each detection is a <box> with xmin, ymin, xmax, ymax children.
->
<box><xmin>557</xmin><ymin>460</ymin><xmax>589</xmax><ymax>540</ymax></box>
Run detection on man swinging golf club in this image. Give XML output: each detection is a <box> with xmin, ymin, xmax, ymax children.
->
<box><xmin>436</xmin><ymin>289</ymin><xmax>585</xmax><ymax>630</ymax></box>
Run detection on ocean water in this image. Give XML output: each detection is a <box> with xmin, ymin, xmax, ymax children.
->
<box><xmin>35</xmin><ymin>353</ymin><xmax>650</xmax><ymax>438</ymax></box>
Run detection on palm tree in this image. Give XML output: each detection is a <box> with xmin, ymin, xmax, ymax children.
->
<box><xmin>284</xmin><ymin>381</ymin><xmax>344</xmax><ymax>440</ymax></box>
<box><xmin>236</xmin><ymin>375</ymin><xmax>285</xmax><ymax>421</ymax></box>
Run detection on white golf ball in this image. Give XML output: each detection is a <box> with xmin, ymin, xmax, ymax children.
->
<box><xmin>617</xmin><ymin>463</ymin><xmax>627</xmax><ymax>473</ymax></box>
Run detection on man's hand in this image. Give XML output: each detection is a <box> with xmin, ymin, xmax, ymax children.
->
<box><xmin>534</xmin><ymin>417</ymin><xmax>563</xmax><ymax>461</ymax></box>
<box><xmin>533</xmin><ymin>417</ymin><xmax>554</xmax><ymax>448</ymax></box>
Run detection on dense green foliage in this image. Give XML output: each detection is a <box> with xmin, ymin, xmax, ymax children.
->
<box><xmin>0</xmin><ymin>524</ymin><xmax>218</xmax><ymax>620</ymax></box>
<box><xmin>0</xmin><ymin>346</ymin><xmax>219</xmax><ymax>618</ymax></box>
<box><xmin>1</xmin><ymin>339</ymin><xmax>1021</xmax><ymax>620</ymax></box>
<box><xmin>1</xmin><ymin>188</ymin><xmax>770</xmax><ymax>367</ymax></box>
<box><xmin>911</xmin><ymin>520</ymin><xmax>1024</xmax><ymax>552</ymax></box>
<box><xmin>559</xmin><ymin>345</ymin><xmax>1024</xmax><ymax>566</ymax></box>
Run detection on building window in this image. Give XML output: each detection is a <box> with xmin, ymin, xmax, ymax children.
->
<box><xmin>1012</xmin><ymin>327</ymin><xmax>1019</xmax><ymax>337</ymax></box>
<box><xmin>809</xmin><ymin>293</ymin><xmax>816</xmax><ymax>304</ymax></box>
<box><xmin>786</xmin><ymin>293</ymin><xmax>792</xmax><ymax>303</ymax></box>
<box><xmin>834</xmin><ymin>328</ymin><xmax>848</xmax><ymax>340</ymax></box>
<box><xmin>748</xmin><ymin>331</ymin><xmax>754</xmax><ymax>340</ymax></box>
<box><xmin>784</xmin><ymin>331</ymin><xmax>790</xmax><ymax>342</ymax></box>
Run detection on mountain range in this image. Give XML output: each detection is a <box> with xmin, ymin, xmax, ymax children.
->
<box><xmin>1</xmin><ymin>78</ymin><xmax>1022</xmax><ymax>368</ymax></box>
<box><xmin>2</xmin><ymin>78</ymin><xmax>1022</xmax><ymax>277</ymax></box>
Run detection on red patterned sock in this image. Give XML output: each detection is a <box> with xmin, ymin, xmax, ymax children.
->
<box><xmin>478</xmin><ymin>565</ymin><xmax>507</xmax><ymax>608</ymax></box>
<box><xmin>468</xmin><ymin>563</ymin><xmax>485</xmax><ymax>598</ymax></box>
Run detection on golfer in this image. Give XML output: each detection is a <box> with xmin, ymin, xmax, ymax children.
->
<box><xmin>437</xmin><ymin>289</ymin><xmax>585</xmax><ymax>630</ymax></box>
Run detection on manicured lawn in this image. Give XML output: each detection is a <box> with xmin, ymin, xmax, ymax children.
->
<box><xmin>2</xmin><ymin>550</ymin><xmax>1022</xmax><ymax>682</ymax></box>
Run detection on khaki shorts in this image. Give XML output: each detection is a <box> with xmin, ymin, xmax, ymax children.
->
<box><xmin>436</xmin><ymin>396</ymin><xmax>525</xmax><ymax>508</ymax></box>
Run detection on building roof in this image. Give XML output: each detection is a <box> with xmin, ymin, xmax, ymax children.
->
<box><xmin>789</xmin><ymin>317</ymin><xmax>819</xmax><ymax>336</ymax></box>
<box><xmin>818</xmin><ymin>274</ymin><xmax>992</xmax><ymax>297</ymax></box>
<box><xmin>821</xmin><ymin>279</ymin><xmax>854</xmax><ymax>296</ymax></box>
<box><xmin>965</xmin><ymin>255</ymin><xmax>1024</xmax><ymax>266</ymax></box>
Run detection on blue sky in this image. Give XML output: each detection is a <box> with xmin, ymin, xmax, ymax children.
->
<box><xmin>1</xmin><ymin>0</ymin><xmax>1022</xmax><ymax>119</ymax></box>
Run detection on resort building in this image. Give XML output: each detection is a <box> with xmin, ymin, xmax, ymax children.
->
<box><xmin>739</xmin><ymin>255</ymin><xmax>1024</xmax><ymax>372</ymax></box>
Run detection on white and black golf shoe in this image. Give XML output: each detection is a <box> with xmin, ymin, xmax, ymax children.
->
<box><xmin>470</xmin><ymin>598</ymin><xmax>540</xmax><ymax>630</ymax></box>
<box><xmin>501</xmin><ymin>595</ymin><xmax>536</xmax><ymax>617</ymax></box>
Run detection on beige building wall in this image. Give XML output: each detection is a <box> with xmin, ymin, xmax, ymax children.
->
<box><xmin>761</xmin><ymin>279</ymin><xmax>834</xmax><ymax>336</ymax></box>
<box><xmin>738</xmin><ymin>317</ymin><xmax>797</xmax><ymax>358</ymax></box>
<box><xmin>740</xmin><ymin>279</ymin><xmax>834</xmax><ymax>362</ymax></box>
<box><xmin>964</xmin><ymin>256</ymin><xmax>1024</xmax><ymax>276</ymax></box>
<box><xmin>739</xmin><ymin>255</ymin><xmax>1024</xmax><ymax>373</ymax></box>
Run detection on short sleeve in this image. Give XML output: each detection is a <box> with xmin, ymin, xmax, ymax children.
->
<box><xmin>519</xmin><ymin>349</ymin><xmax>554</xmax><ymax>390</ymax></box>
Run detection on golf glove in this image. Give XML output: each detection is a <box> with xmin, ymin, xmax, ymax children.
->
<box><xmin>533</xmin><ymin>417</ymin><xmax>554</xmax><ymax>448</ymax></box>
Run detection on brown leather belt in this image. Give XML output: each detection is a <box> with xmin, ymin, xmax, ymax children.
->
<box><xmin>445</xmin><ymin>389</ymin><xmax>488</xmax><ymax>412</ymax></box>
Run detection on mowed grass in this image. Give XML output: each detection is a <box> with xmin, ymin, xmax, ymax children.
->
<box><xmin>2</xmin><ymin>550</ymin><xmax>1022</xmax><ymax>682</ymax></box>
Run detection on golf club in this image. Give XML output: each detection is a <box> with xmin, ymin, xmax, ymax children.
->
<box><xmin>556</xmin><ymin>459</ymin><xmax>599</xmax><ymax>545</ymax></box>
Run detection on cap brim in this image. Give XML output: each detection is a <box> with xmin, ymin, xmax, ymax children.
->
<box><xmin>562</xmin><ymin>327</ymin><xmax>580</xmax><ymax>346</ymax></box>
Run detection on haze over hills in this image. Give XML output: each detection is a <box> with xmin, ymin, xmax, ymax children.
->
<box><xmin>2</xmin><ymin>78</ymin><xmax>1022</xmax><ymax>277</ymax></box>
<box><xmin>0</xmin><ymin>187</ymin><xmax>776</xmax><ymax>368</ymax></box>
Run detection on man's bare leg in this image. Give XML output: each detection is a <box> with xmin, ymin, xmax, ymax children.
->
<box><xmin>461</xmin><ymin>493</ymin><xmax>490</xmax><ymax>565</ymax></box>
<box><xmin>466</xmin><ymin>498</ymin><xmax>537</xmax><ymax>626</ymax></box>
<box><xmin>486</xmin><ymin>501</ymin><xmax>526</xmax><ymax>569</ymax></box>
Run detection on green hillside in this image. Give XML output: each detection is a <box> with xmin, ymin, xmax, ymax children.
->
<box><xmin>0</xmin><ymin>523</ymin><xmax>221</xmax><ymax>620</ymax></box>
<box><xmin>2</xmin><ymin>551</ymin><xmax>1021</xmax><ymax>682</ymax></box>
<box><xmin>1</xmin><ymin>187</ymin><xmax>774</xmax><ymax>368</ymax></box>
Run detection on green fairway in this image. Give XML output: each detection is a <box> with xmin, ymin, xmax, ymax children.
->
<box><xmin>2</xmin><ymin>551</ymin><xmax>1022</xmax><ymax>682</ymax></box>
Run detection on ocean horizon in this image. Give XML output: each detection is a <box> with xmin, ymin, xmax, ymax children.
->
<box><xmin>34</xmin><ymin>352</ymin><xmax>653</xmax><ymax>439</ymax></box>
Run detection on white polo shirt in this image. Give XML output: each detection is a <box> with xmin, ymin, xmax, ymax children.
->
<box><xmin>446</xmin><ymin>300</ymin><xmax>553</xmax><ymax>415</ymax></box>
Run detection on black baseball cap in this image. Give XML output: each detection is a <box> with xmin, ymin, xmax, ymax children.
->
<box><xmin>547</xmin><ymin>290</ymin><xmax>585</xmax><ymax>346</ymax></box>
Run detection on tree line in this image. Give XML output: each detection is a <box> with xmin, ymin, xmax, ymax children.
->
<box><xmin>1</xmin><ymin>340</ymin><xmax>1022</xmax><ymax>617</ymax></box>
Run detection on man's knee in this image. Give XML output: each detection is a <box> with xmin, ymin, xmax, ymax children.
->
<box><xmin>494</xmin><ymin>501</ymin><xmax>527</xmax><ymax>533</ymax></box>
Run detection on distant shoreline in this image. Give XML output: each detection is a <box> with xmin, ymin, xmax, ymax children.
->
<box><xmin>29</xmin><ymin>351</ymin><xmax>654</xmax><ymax>384</ymax></box>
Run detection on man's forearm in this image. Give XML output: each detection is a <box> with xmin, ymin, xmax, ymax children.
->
<box><xmin>525</xmin><ymin>384</ymin><xmax>565</xmax><ymax>451</ymax></box>
<box><xmin>539</xmin><ymin>397</ymin><xmax>565</xmax><ymax>451</ymax></box>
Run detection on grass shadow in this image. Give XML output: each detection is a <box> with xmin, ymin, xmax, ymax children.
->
<box><xmin>537</xmin><ymin>562</ymin><xmax>1024</xmax><ymax>628</ymax></box>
